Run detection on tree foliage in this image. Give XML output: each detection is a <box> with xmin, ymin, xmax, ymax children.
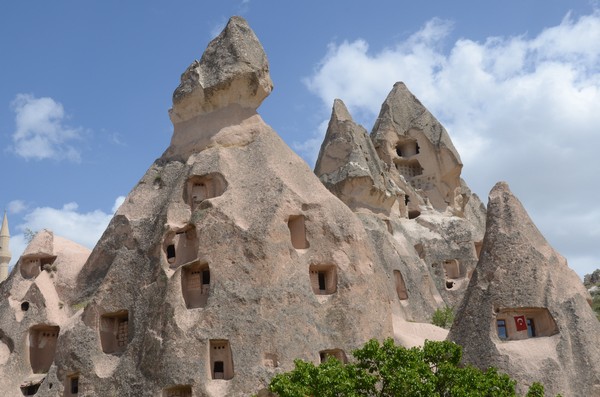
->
<box><xmin>431</xmin><ymin>305</ymin><xmax>455</xmax><ymax>329</ymax></box>
<box><xmin>269</xmin><ymin>338</ymin><xmax>548</xmax><ymax>397</ymax></box>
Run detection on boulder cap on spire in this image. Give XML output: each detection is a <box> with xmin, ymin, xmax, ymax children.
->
<box><xmin>169</xmin><ymin>16</ymin><xmax>273</xmax><ymax>124</ymax></box>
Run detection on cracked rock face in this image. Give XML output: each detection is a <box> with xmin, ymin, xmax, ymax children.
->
<box><xmin>449</xmin><ymin>182</ymin><xmax>600</xmax><ymax>397</ymax></box>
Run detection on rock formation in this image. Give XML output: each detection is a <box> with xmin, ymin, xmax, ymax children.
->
<box><xmin>449</xmin><ymin>182</ymin><xmax>600</xmax><ymax>396</ymax></box>
<box><xmin>0</xmin><ymin>14</ymin><xmax>596</xmax><ymax>397</ymax></box>
<box><xmin>0</xmin><ymin>230</ymin><xmax>90</xmax><ymax>395</ymax></box>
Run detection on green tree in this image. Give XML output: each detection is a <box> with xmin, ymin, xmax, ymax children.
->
<box><xmin>431</xmin><ymin>305</ymin><xmax>455</xmax><ymax>329</ymax></box>
<box><xmin>268</xmin><ymin>338</ymin><xmax>548</xmax><ymax>397</ymax></box>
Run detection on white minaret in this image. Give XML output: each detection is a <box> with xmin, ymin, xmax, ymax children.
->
<box><xmin>0</xmin><ymin>211</ymin><xmax>11</xmax><ymax>282</ymax></box>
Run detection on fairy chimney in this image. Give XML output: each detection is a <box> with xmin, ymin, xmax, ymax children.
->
<box><xmin>448</xmin><ymin>182</ymin><xmax>600</xmax><ymax>397</ymax></box>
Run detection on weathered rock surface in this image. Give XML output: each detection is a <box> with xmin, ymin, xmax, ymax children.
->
<box><xmin>0</xmin><ymin>14</ymin><xmax>595</xmax><ymax>397</ymax></box>
<box><xmin>449</xmin><ymin>182</ymin><xmax>600</xmax><ymax>397</ymax></box>
<box><xmin>0</xmin><ymin>231</ymin><xmax>90</xmax><ymax>394</ymax></box>
<box><xmin>169</xmin><ymin>16</ymin><xmax>273</xmax><ymax>125</ymax></box>
<box><xmin>315</xmin><ymin>99</ymin><xmax>401</xmax><ymax>215</ymax></box>
<box><xmin>315</xmin><ymin>94</ymin><xmax>486</xmax><ymax>328</ymax></box>
<box><xmin>0</xmin><ymin>16</ymin><xmax>396</xmax><ymax>397</ymax></box>
<box><xmin>371</xmin><ymin>82</ymin><xmax>465</xmax><ymax>214</ymax></box>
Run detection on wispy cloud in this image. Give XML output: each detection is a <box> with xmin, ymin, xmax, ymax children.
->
<box><xmin>10</xmin><ymin>94</ymin><xmax>85</xmax><ymax>162</ymax></box>
<box><xmin>8</xmin><ymin>196</ymin><xmax>125</xmax><ymax>268</ymax></box>
<box><xmin>7</xmin><ymin>200</ymin><xmax>26</xmax><ymax>214</ymax></box>
<box><xmin>303</xmin><ymin>11</ymin><xmax>600</xmax><ymax>276</ymax></box>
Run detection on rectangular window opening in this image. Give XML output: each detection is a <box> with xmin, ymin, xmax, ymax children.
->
<box><xmin>70</xmin><ymin>376</ymin><xmax>79</xmax><ymax>394</ymax></box>
<box><xmin>202</xmin><ymin>269</ymin><xmax>210</xmax><ymax>285</ymax></box>
<box><xmin>527</xmin><ymin>318</ymin><xmax>536</xmax><ymax>338</ymax></box>
<box><xmin>318</xmin><ymin>272</ymin><xmax>326</xmax><ymax>291</ymax></box>
<box><xmin>497</xmin><ymin>319</ymin><xmax>507</xmax><ymax>340</ymax></box>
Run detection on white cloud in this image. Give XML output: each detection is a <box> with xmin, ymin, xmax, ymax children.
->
<box><xmin>8</xmin><ymin>196</ymin><xmax>125</xmax><ymax>268</ymax></box>
<box><xmin>7</xmin><ymin>200</ymin><xmax>26</xmax><ymax>214</ymax></box>
<box><xmin>303</xmin><ymin>11</ymin><xmax>600</xmax><ymax>277</ymax></box>
<box><xmin>10</xmin><ymin>94</ymin><xmax>84</xmax><ymax>162</ymax></box>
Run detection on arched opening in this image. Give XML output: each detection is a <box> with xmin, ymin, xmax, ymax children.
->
<box><xmin>209</xmin><ymin>340</ymin><xmax>234</xmax><ymax>380</ymax></box>
<box><xmin>29</xmin><ymin>325</ymin><xmax>60</xmax><ymax>373</ymax></box>
<box><xmin>442</xmin><ymin>259</ymin><xmax>463</xmax><ymax>290</ymax></box>
<box><xmin>21</xmin><ymin>302</ymin><xmax>30</xmax><ymax>311</ymax></box>
<box><xmin>163</xmin><ymin>226</ymin><xmax>198</xmax><ymax>269</ymax></box>
<box><xmin>408</xmin><ymin>210</ymin><xmax>421</xmax><ymax>219</ymax></box>
<box><xmin>319</xmin><ymin>349</ymin><xmax>347</xmax><ymax>364</ymax></box>
<box><xmin>288</xmin><ymin>215</ymin><xmax>309</xmax><ymax>249</ymax></box>
<box><xmin>309</xmin><ymin>264</ymin><xmax>337</xmax><ymax>295</ymax></box>
<box><xmin>20</xmin><ymin>378</ymin><xmax>44</xmax><ymax>396</ymax></box>
<box><xmin>182</xmin><ymin>261</ymin><xmax>210</xmax><ymax>309</ymax></box>
<box><xmin>99</xmin><ymin>310</ymin><xmax>129</xmax><ymax>354</ymax></box>
<box><xmin>395</xmin><ymin>140</ymin><xmax>419</xmax><ymax>158</ymax></box>
<box><xmin>185</xmin><ymin>173</ymin><xmax>227</xmax><ymax>211</ymax></box>
<box><xmin>393</xmin><ymin>270</ymin><xmax>408</xmax><ymax>300</ymax></box>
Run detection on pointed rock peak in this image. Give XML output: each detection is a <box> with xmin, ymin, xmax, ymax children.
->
<box><xmin>169</xmin><ymin>16</ymin><xmax>273</xmax><ymax>124</ymax></box>
<box><xmin>1</xmin><ymin>211</ymin><xmax>8</xmax><ymax>237</ymax></box>
<box><xmin>485</xmin><ymin>181</ymin><xmax>550</xmax><ymax>252</ymax></box>
<box><xmin>370</xmin><ymin>82</ymin><xmax>463</xmax><ymax>212</ymax></box>
<box><xmin>371</xmin><ymin>82</ymin><xmax>460</xmax><ymax>160</ymax></box>
<box><xmin>315</xmin><ymin>98</ymin><xmax>400</xmax><ymax>214</ymax></box>
<box><xmin>331</xmin><ymin>98</ymin><xmax>353</xmax><ymax>123</ymax></box>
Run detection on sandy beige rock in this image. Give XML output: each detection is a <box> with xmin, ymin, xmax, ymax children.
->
<box><xmin>448</xmin><ymin>182</ymin><xmax>600</xmax><ymax>397</ymax></box>
<box><xmin>315</xmin><ymin>99</ymin><xmax>402</xmax><ymax>215</ymax></box>
<box><xmin>315</xmin><ymin>92</ymin><xmax>487</xmax><ymax>333</ymax></box>
<box><xmin>371</xmin><ymin>82</ymin><xmax>464</xmax><ymax>214</ymax></box>
<box><xmin>0</xmin><ymin>14</ymin><xmax>591</xmax><ymax>397</ymax></box>
<box><xmin>169</xmin><ymin>16</ymin><xmax>273</xmax><ymax>125</ymax></box>
<box><xmin>19</xmin><ymin>16</ymin><xmax>396</xmax><ymax>397</ymax></box>
<box><xmin>0</xmin><ymin>231</ymin><xmax>90</xmax><ymax>395</ymax></box>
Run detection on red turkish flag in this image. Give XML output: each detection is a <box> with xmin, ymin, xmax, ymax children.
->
<box><xmin>514</xmin><ymin>315</ymin><xmax>527</xmax><ymax>331</ymax></box>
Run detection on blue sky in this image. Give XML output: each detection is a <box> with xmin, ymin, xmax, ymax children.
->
<box><xmin>1</xmin><ymin>1</ymin><xmax>599</xmax><ymax>277</ymax></box>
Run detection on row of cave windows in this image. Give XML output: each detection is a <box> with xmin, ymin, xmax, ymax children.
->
<box><xmin>22</xmin><ymin>327</ymin><xmax>345</xmax><ymax>396</ymax></box>
<box><xmin>164</xmin><ymin>215</ymin><xmax>309</xmax><ymax>269</ymax></box>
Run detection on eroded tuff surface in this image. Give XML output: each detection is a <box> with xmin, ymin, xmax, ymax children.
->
<box><xmin>449</xmin><ymin>182</ymin><xmax>600</xmax><ymax>397</ymax></box>
<box><xmin>371</xmin><ymin>82</ymin><xmax>465</xmax><ymax>214</ymax></box>
<box><xmin>315</xmin><ymin>96</ymin><xmax>486</xmax><ymax>331</ymax></box>
<box><xmin>0</xmin><ymin>14</ymin><xmax>595</xmax><ymax>397</ymax></box>
<box><xmin>0</xmin><ymin>16</ymin><xmax>394</xmax><ymax>397</ymax></box>
<box><xmin>169</xmin><ymin>16</ymin><xmax>273</xmax><ymax>125</ymax></box>
<box><xmin>0</xmin><ymin>230</ymin><xmax>90</xmax><ymax>394</ymax></box>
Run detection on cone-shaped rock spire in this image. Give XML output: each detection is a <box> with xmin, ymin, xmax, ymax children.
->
<box><xmin>371</xmin><ymin>82</ymin><xmax>463</xmax><ymax>212</ymax></box>
<box><xmin>315</xmin><ymin>99</ymin><xmax>401</xmax><ymax>214</ymax></box>
<box><xmin>449</xmin><ymin>182</ymin><xmax>600</xmax><ymax>396</ymax></box>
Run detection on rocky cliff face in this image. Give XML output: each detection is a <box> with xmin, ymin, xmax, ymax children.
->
<box><xmin>0</xmin><ymin>15</ymin><xmax>596</xmax><ymax>397</ymax></box>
